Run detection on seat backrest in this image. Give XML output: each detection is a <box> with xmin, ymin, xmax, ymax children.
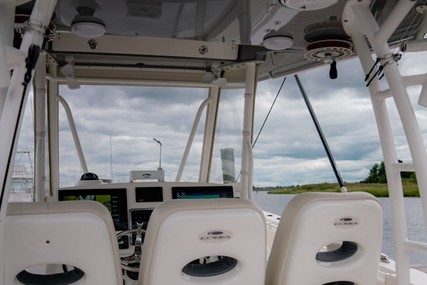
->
<box><xmin>139</xmin><ymin>198</ymin><xmax>266</xmax><ymax>285</ymax></box>
<box><xmin>265</xmin><ymin>192</ymin><xmax>383</xmax><ymax>285</ymax></box>
<box><xmin>4</xmin><ymin>201</ymin><xmax>122</xmax><ymax>285</ymax></box>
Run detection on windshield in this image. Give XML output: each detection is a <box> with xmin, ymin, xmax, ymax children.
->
<box><xmin>58</xmin><ymin>85</ymin><xmax>245</xmax><ymax>187</ymax></box>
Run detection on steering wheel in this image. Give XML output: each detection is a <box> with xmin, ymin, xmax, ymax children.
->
<box><xmin>117</xmin><ymin>222</ymin><xmax>145</xmax><ymax>273</ymax></box>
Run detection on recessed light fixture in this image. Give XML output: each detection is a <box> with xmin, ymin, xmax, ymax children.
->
<box><xmin>71</xmin><ymin>7</ymin><xmax>106</xmax><ymax>38</ymax></box>
<box><xmin>263</xmin><ymin>34</ymin><xmax>294</xmax><ymax>50</ymax></box>
<box><xmin>71</xmin><ymin>21</ymin><xmax>106</xmax><ymax>38</ymax></box>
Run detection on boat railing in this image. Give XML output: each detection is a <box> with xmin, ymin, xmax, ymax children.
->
<box><xmin>57</xmin><ymin>94</ymin><xmax>88</xmax><ymax>174</ymax></box>
<box><xmin>176</xmin><ymin>97</ymin><xmax>211</xmax><ymax>182</ymax></box>
<box><xmin>343</xmin><ymin>1</ymin><xmax>427</xmax><ymax>283</ymax></box>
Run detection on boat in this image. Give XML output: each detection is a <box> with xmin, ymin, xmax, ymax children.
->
<box><xmin>1</xmin><ymin>0</ymin><xmax>427</xmax><ymax>284</ymax></box>
<box><xmin>9</xmin><ymin>151</ymin><xmax>34</xmax><ymax>202</ymax></box>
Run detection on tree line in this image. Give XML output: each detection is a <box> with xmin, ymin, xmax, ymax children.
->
<box><xmin>361</xmin><ymin>161</ymin><xmax>416</xmax><ymax>183</ymax></box>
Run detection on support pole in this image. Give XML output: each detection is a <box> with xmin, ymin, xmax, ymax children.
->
<box><xmin>0</xmin><ymin>0</ymin><xmax>57</xmax><ymax>212</ymax></box>
<box><xmin>238</xmin><ymin>0</ymin><xmax>252</xmax><ymax>45</ymax></box>
<box><xmin>344</xmin><ymin>1</ymin><xmax>420</xmax><ymax>283</ymax></box>
<box><xmin>0</xmin><ymin>1</ymin><xmax>57</xmax><ymax>282</ymax></box>
<box><xmin>240</xmin><ymin>62</ymin><xmax>256</xmax><ymax>199</ymax></box>
<box><xmin>34</xmin><ymin>54</ymin><xmax>47</xmax><ymax>201</ymax></box>
<box><xmin>0</xmin><ymin>0</ymin><xmax>15</xmax><ymax>117</ymax></box>
<box><xmin>294</xmin><ymin>75</ymin><xmax>347</xmax><ymax>192</ymax></box>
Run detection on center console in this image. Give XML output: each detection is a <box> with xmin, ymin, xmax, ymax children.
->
<box><xmin>58</xmin><ymin>182</ymin><xmax>238</xmax><ymax>239</ymax></box>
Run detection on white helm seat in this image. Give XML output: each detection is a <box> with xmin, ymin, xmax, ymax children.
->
<box><xmin>139</xmin><ymin>199</ymin><xmax>267</xmax><ymax>285</ymax></box>
<box><xmin>266</xmin><ymin>192</ymin><xmax>383</xmax><ymax>285</ymax></box>
<box><xmin>4</xmin><ymin>201</ymin><xmax>122</xmax><ymax>285</ymax></box>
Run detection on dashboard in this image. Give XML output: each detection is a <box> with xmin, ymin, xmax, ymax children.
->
<box><xmin>57</xmin><ymin>182</ymin><xmax>238</xmax><ymax>248</ymax></box>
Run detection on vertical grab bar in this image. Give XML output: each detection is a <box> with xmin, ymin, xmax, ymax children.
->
<box><xmin>57</xmin><ymin>95</ymin><xmax>89</xmax><ymax>174</ymax></box>
<box><xmin>175</xmin><ymin>97</ymin><xmax>211</xmax><ymax>182</ymax></box>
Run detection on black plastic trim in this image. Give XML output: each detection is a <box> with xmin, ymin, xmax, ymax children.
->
<box><xmin>16</xmin><ymin>267</ymin><xmax>84</xmax><ymax>285</ymax></box>
<box><xmin>182</xmin><ymin>256</ymin><xmax>237</xmax><ymax>277</ymax></box>
<box><xmin>316</xmin><ymin>241</ymin><xmax>358</xmax><ymax>262</ymax></box>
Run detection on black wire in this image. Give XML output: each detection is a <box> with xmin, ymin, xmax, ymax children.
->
<box><xmin>366</xmin><ymin>65</ymin><xmax>384</xmax><ymax>87</ymax></box>
<box><xmin>252</xmin><ymin>77</ymin><xmax>287</xmax><ymax>148</ymax></box>
<box><xmin>364</xmin><ymin>58</ymin><xmax>380</xmax><ymax>82</ymax></box>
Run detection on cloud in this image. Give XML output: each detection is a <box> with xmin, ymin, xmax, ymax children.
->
<box><xmin>251</xmin><ymin>53</ymin><xmax>427</xmax><ymax>186</ymax></box>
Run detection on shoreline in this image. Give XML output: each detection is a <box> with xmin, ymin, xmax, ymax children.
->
<box><xmin>261</xmin><ymin>182</ymin><xmax>420</xmax><ymax>197</ymax></box>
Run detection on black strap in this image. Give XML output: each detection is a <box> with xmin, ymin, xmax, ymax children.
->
<box><xmin>182</xmin><ymin>256</ymin><xmax>237</xmax><ymax>277</ymax></box>
<box><xmin>16</xmin><ymin>267</ymin><xmax>84</xmax><ymax>285</ymax></box>
<box><xmin>316</xmin><ymin>241</ymin><xmax>358</xmax><ymax>262</ymax></box>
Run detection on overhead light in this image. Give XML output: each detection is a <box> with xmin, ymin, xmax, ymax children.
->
<box><xmin>263</xmin><ymin>33</ymin><xmax>294</xmax><ymax>50</ymax></box>
<box><xmin>71</xmin><ymin>7</ymin><xmax>106</xmax><ymax>38</ymax></box>
<box><xmin>71</xmin><ymin>21</ymin><xmax>106</xmax><ymax>38</ymax></box>
<box><xmin>60</xmin><ymin>57</ymin><xmax>80</xmax><ymax>90</ymax></box>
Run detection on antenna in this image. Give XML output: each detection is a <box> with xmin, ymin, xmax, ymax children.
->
<box><xmin>153</xmin><ymin>138</ymin><xmax>162</xmax><ymax>170</ymax></box>
<box><xmin>110</xmin><ymin>135</ymin><xmax>113</xmax><ymax>181</ymax></box>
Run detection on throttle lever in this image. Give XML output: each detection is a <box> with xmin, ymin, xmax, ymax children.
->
<box><xmin>134</xmin><ymin>222</ymin><xmax>144</xmax><ymax>258</ymax></box>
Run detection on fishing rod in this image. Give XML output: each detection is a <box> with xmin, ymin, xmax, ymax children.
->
<box><xmin>294</xmin><ymin>74</ymin><xmax>348</xmax><ymax>193</ymax></box>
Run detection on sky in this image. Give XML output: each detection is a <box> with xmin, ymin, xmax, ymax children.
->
<box><xmin>16</xmin><ymin>51</ymin><xmax>427</xmax><ymax>188</ymax></box>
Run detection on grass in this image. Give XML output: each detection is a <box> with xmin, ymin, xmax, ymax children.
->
<box><xmin>267</xmin><ymin>182</ymin><xmax>420</xmax><ymax>197</ymax></box>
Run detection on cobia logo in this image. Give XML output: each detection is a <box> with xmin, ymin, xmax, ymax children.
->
<box><xmin>333</xmin><ymin>216</ymin><xmax>359</xmax><ymax>228</ymax></box>
<box><xmin>198</xmin><ymin>230</ymin><xmax>233</xmax><ymax>243</ymax></box>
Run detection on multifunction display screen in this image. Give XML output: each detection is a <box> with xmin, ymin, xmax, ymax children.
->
<box><xmin>172</xmin><ymin>186</ymin><xmax>234</xmax><ymax>199</ymax></box>
<box><xmin>58</xmin><ymin>188</ymin><xmax>128</xmax><ymax>231</ymax></box>
<box><xmin>135</xmin><ymin>187</ymin><xmax>163</xmax><ymax>202</ymax></box>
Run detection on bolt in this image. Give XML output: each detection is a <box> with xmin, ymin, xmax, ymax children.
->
<box><xmin>199</xmin><ymin>45</ymin><xmax>208</xmax><ymax>55</ymax></box>
<box><xmin>87</xmin><ymin>39</ymin><xmax>98</xmax><ymax>50</ymax></box>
